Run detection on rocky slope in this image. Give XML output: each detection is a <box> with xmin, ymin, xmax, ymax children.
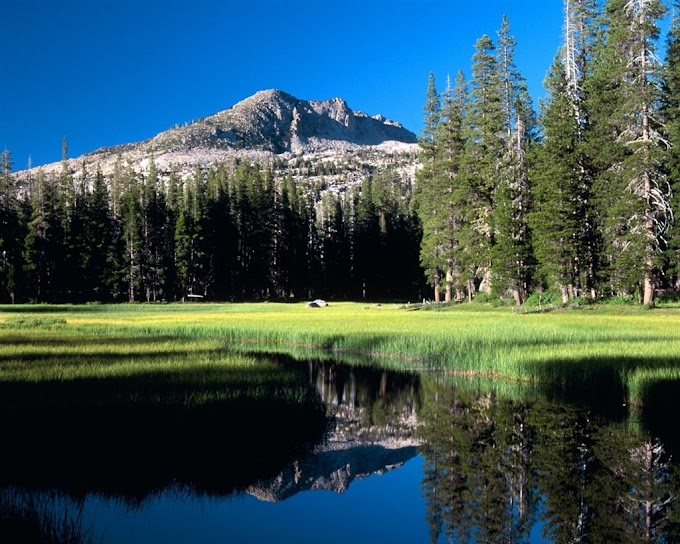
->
<box><xmin>142</xmin><ymin>89</ymin><xmax>417</xmax><ymax>155</ymax></box>
<box><xmin>19</xmin><ymin>90</ymin><xmax>420</xmax><ymax>190</ymax></box>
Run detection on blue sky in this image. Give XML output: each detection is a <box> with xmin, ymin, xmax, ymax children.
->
<box><xmin>1</xmin><ymin>0</ymin><xmax>567</xmax><ymax>169</ymax></box>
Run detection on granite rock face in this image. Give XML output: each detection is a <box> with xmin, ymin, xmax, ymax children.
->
<box><xmin>18</xmin><ymin>90</ymin><xmax>419</xmax><ymax>188</ymax></box>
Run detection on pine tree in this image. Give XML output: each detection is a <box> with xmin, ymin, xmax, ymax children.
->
<box><xmin>319</xmin><ymin>192</ymin><xmax>351</xmax><ymax>299</ymax></box>
<box><xmin>205</xmin><ymin>165</ymin><xmax>236</xmax><ymax>300</ymax></box>
<box><xmin>491</xmin><ymin>15</ymin><xmax>536</xmax><ymax>304</ymax></box>
<box><xmin>84</xmin><ymin>165</ymin><xmax>115</xmax><ymax>300</ymax></box>
<box><xmin>139</xmin><ymin>155</ymin><xmax>170</xmax><ymax>301</ymax></box>
<box><xmin>177</xmin><ymin>165</ymin><xmax>209</xmax><ymax>297</ymax></box>
<box><xmin>416</xmin><ymin>73</ymin><xmax>444</xmax><ymax>300</ymax></box>
<box><xmin>417</xmin><ymin>72</ymin><xmax>469</xmax><ymax>302</ymax></box>
<box><xmin>421</xmin><ymin>72</ymin><xmax>441</xmax><ymax>158</ymax></box>
<box><xmin>463</xmin><ymin>34</ymin><xmax>505</xmax><ymax>296</ymax></box>
<box><xmin>662</xmin><ymin>4</ymin><xmax>680</xmax><ymax>292</ymax></box>
<box><xmin>23</xmin><ymin>170</ymin><xmax>65</xmax><ymax>301</ymax></box>
<box><xmin>118</xmin><ymin>165</ymin><xmax>143</xmax><ymax>302</ymax></box>
<box><xmin>65</xmin><ymin>161</ymin><xmax>90</xmax><ymax>300</ymax></box>
<box><xmin>276</xmin><ymin>174</ymin><xmax>304</xmax><ymax>298</ymax></box>
<box><xmin>586</xmin><ymin>0</ymin><xmax>670</xmax><ymax>304</ymax></box>
<box><xmin>531</xmin><ymin>57</ymin><xmax>588</xmax><ymax>302</ymax></box>
<box><xmin>0</xmin><ymin>149</ymin><xmax>22</xmax><ymax>302</ymax></box>
<box><xmin>352</xmin><ymin>178</ymin><xmax>381</xmax><ymax>299</ymax></box>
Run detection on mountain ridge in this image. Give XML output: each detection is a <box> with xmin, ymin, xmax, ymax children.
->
<box><xmin>44</xmin><ymin>89</ymin><xmax>417</xmax><ymax>168</ymax></box>
<box><xmin>16</xmin><ymin>89</ymin><xmax>420</xmax><ymax>196</ymax></box>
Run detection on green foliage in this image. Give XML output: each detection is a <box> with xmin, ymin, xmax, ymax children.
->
<box><xmin>522</xmin><ymin>289</ymin><xmax>563</xmax><ymax>308</ymax></box>
<box><xmin>419</xmin><ymin>19</ymin><xmax>535</xmax><ymax>305</ymax></box>
<box><xmin>601</xmin><ymin>294</ymin><xmax>638</xmax><ymax>306</ymax></box>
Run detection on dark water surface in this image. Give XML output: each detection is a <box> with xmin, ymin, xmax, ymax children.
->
<box><xmin>1</xmin><ymin>358</ymin><xmax>678</xmax><ymax>543</ymax></box>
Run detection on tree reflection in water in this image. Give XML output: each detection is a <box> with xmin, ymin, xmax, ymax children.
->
<box><xmin>418</xmin><ymin>378</ymin><xmax>680</xmax><ymax>544</ymax></box>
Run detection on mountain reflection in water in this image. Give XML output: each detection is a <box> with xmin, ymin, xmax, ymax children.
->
<box><xmin>1</xmin><ymin>356</ymin><xmax>679</xmax><ymax>543</ymax></box>
<box><xmin>248</xmin><ymin>360</ymin><xmax>422</xmax><ymax>501</ymax></box>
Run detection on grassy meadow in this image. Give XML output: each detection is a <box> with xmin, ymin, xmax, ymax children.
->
<box><xmin>1</xmin><ymin>301</ymin><xmax>679</xmax><ymax>407</ymax></box>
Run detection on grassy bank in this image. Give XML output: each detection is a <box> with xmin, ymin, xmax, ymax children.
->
<box><xmin>1</xmin><ymin>302</ymin><xmax>679</xmax><ymax>407</ymax></box>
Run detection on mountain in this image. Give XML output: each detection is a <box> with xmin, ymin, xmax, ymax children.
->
<box><xmin>20</xmin><ymin>90</ymin><xmax>419</xmax><ymax>188</ymax></box>
<box><xmin>143</xmin><ymin>89</ymin><xmax>418</xmax><ymax>155</ymax></box>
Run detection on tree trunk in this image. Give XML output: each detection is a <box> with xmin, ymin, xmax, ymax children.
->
<box><xmin>560</xmin><ymin>284</ymin><xmax>569</xmax><ymax>305</ymax></box>
<box><xmin>643</xmin><ymin>273</ymin><xmax>654</xmax><ymax>306</ymax></box>
<box><xmin>512</xmin><ymin>288</ymin><xmax>522</xmax><ymax>306</ymax></box>
<box><xmin>444</xmin><ymin>267</ymin><xmax>453</xmax><ymax>302</ymax></box>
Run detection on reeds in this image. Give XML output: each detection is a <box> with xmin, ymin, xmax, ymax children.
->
<box><xmin>2</xmin><ymin>302</ymin><xmax>678</xmax><ymax>407</ymax></box>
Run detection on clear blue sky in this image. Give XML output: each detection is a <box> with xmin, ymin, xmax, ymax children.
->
<box><xmin>1</xmin><ymin>0</ymin><xmax>566</xmax><ymax>169</ymax></box>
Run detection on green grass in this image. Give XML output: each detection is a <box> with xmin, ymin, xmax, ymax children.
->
<box><xmin>1</xmin><ymin>301</ymin><xmax>679</xmax><ymax>407</ymax></box>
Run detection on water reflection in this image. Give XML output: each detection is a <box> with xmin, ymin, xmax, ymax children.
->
<box><xmin>1</xmin><ymin>357</ymin><xmax>679</xmax><ymax>543</ymax></box>
<box><xmin>248</xmin><ymin>361</ymin><xmax>422</xmax><ymax>501</ymax></box>
<box><xmin>418</xmin><ymin>380</ymin><xmax>680</xmax><ymax>544</ymax></box>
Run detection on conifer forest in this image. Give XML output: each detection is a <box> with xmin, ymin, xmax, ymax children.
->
<box><xmin>2</xmin><ymin>0</ymin><xmax>680</xmax><ymax>305</ymax></box>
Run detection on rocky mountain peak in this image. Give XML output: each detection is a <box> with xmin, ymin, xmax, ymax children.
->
<box><xmin>17</xmin><ymin>89</ymin><xmax>419</xmax><ymax>193</ymax></box>
<box><xmin>200</xmin><ymin>88</ymin><xmax>416</xmax><ymax>154</ymax></box>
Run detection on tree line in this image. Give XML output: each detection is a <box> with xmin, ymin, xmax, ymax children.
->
<box><xmin>418</xmin><ymin>0</ymin><xmax>680</xmax><ymax>305</ymax></box>
<box><xmin>0</xmin><ymin>146</ymin><xmax>422</xmax><ymax>303</ymax></box>
<box><xmin>4</xmin><ymin>0</ymin><xmax>680</xmax><ymax>305</ymax></box>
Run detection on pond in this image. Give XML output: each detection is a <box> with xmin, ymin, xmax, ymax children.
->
<box><xmin>1</xmin><ymin>356</ymin><xmax>678</xmax><ymax>543</ymax></box>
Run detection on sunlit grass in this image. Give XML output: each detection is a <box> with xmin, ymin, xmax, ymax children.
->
<box><xmin>1</xmin><ymin>301</ymin><xmax>679</xmax><ymax>406</ymax></box>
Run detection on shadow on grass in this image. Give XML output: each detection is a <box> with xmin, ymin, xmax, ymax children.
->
<box><xmin>0</xmin><ymin>333</ymin><xmax>180</xmax><ymax>347</ymax></box>
<box><xmin>0</xmin><ymin>305</ymin><xmax>110</xmax><ymax>314</ymax></box>
<box><xmin>636</xmin><ymin>379</ymin><xmax>680</xmax><ymax>456</ymax></box>
<box><xmin>511</xmin><ymin>354</ymin><xmax>680</xmax><ymax>432</ymax></box>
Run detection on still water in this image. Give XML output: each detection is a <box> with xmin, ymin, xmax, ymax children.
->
<box><xmin>1</xmin><ymin>358</ymin><xmax>678</xmax><ymax>543</ymax></box>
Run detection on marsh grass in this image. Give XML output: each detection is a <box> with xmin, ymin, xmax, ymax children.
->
<box><xmin>2</xmin><ymin>316</ymin><xmax>68</xmax><ymax>329</ymax></box>
<box><xmin>0</xmin><ymin>489</ymin><xmax>95</xmax><ymax>544</ymax></box>
<box><xmin>1</xmin><ymin>302</ymin><xmax>678</xmax><ymax>407</ymax></box>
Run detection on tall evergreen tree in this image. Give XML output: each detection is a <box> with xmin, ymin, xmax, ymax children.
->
<box><xmin>65</xmin><ymin>161</ymin><xmax>90</xmax><ymax>300</ymax></box>
<box><xmin>205</xmin><ymin>165</ymin><xmax>236</xmax><ymax>300</ymax></box>
<box><xmin>416</xmin><ymin>73</ymin><xmax>444</xmax><ymax>300</ymax></box>
<box><xmin>530</xmin><ymin>1</ymin><xmax>601</xmax><ymax>302</ymax></box>
<box><xmin>176</xmin><ymin>165</ymin><xmax>209</xmax><ymax>297</ymax></box>
<box><xmin>417</xmin><ymin>72</ymin><xmax>469</xmax><ymax>301</ymax></box>
<box><xmin>319</xmin><ymin>192</ymin><xmax>351</xmax><ymax>299</ymax></box>
<box><xmin>585</xmin><ymin>0</ymin><xmax>670</xmax><ymax>304</ymax></box>
<box><xmin>0</xmin><ymin>149</ymin><xmax>22</xmax><ymax>302</ymax></box>
<box><xmin>84</xmin><ymin>165</ymin><xmax>115</xmax><ymax>300</ymax></box>
<box><xmin>351</xmin><ymin>178</ymin><xmax>381</xmax><ymax>299</ymax></box>
<box><xmin>23</xmin><ymin>170</ymin><xmax>65</xmax><ymax>301</ymax></box>
<box><xmin>531</xmin><ymin>58</ymin><xmax>589</xmax><ymax>302</ymax></box>
<box><xmin>463</xmin><ymin>34</ymin><xmax>505</xmax><ymax>296</ymax></box>
<box><xmin>118</xmin><ymin>165</ymin><xmax>144</xmax><ymax>302</ymax></box>
<box><xmin>491</xmin><ymin>15</ymin><xmax>536</xmax><ymax>304</ymax></box>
